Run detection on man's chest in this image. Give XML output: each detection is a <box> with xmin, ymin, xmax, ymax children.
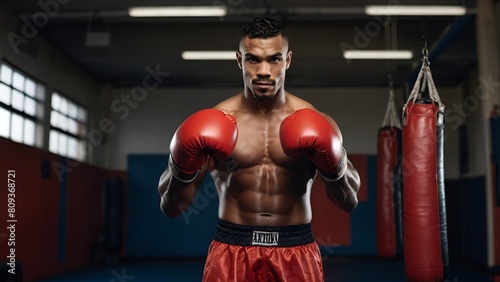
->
<box><xmin>230</xmin><ymin>113</ymin><xmax>293</xmax><ymax>167</ymax></box>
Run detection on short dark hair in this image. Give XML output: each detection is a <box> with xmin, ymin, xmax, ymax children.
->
<box><xmin>241</xmin><ymin>16</ymin><xmax>287</xmax><ymax>40</ymax></box>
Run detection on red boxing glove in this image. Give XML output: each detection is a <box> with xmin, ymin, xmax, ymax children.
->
<box><xmin>280</xmin><ymin>108</ymin><xmax>347</xmax><ymax>182</ymax></box>
<box><xmin>169</xmin><ymin>109</ymin><xmax>238</xmax><ymax>182</ymax></box>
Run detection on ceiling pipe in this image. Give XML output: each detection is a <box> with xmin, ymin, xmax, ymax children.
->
<box><xmin>404</xmin><ymin>14</ymin><xmax>475</xmax><ymax>90</ymax></box>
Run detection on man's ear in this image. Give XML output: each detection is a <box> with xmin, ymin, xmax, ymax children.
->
<box><xmin>236</xmin><ymin>51</ymin><xmax>243</xmax><ymax>69</ymax></box>
<box><xmin>286</xmin><ymin>50</ymin><xmax>292</xmax><ymax>70</ymax></box>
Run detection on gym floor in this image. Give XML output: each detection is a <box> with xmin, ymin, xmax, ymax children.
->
<box><xmin>39</xmin><ymin>257</ymin><xmax>494</xmax><ymax>282</ymax></box>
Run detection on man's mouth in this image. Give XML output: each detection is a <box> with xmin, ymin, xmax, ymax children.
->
<box><xmin>253</xmin><ymin>80</ymin><xmax>274</xmax><ymax>85</ymax></box>
<box><xmin>254</xmin><ymin>84</ymin><xmax>273</xmax><ymax>90</ymax></box>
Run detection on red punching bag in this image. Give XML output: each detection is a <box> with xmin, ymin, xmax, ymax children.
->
<box><xmin>376</xmin><ymin>84</ymin><xmax>403</xmax><ymax>259</ymax></box>
<box><xmin>402</xmin><ymin>61</ymin><xmax>449</xmax><ymax>282</ymax></box>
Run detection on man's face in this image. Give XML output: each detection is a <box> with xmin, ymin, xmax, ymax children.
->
<box><xmin>237</xmin><ymin>35</ymin><xmax>292</xmax><ymax>102</ymax></box>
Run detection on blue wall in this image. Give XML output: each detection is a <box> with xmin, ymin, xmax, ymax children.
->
<box><xmin>462</xmin><ymin>177</ymin><xmax>488</xmax><ymax>265</ymax></box>
<box><xmin>126</xmin><ymin>154</ymin><xmax>219</xmax><ymax>257</ymax></box>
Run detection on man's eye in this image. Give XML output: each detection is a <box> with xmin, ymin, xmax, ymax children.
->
<box><xmin>246</xmin><ymin>58</ymin><xmax>257</xmax><ymax>63</ymax></box>
<box><xmin>271</xmin><ymin>57</ymin><xmax>281</xmax><ymax>63</ymax></box>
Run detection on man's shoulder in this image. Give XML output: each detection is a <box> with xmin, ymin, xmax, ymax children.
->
<box><xmin>286</xmin><ymin>92</ymin><xmax>316</xmax><ymax>111</ymax></box>
<box><xmin>213</xmin><ymin>93</ymin><xmax>241</xmax><ymax>113</ymax></box>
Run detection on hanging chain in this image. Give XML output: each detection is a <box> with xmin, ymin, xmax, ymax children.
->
<box><xmin>422</xmin><ymin>36</ymin><xmax>430</xmax><ymax>67</ymax></box>
<box><xmin>388</xmin><ymin>74</ymin><xmax>394</xmax><ymax>95</ymax></box>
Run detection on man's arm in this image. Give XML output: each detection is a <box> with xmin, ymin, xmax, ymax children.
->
<box><xmin>158</xmin><ymin>162</ymin><xmax>209</xmax><ymax>218</ymax></box>
<box><xmin>322</xmin><ymin>159</ymin><xmax>360</xmax><ymax>212</ymax></box>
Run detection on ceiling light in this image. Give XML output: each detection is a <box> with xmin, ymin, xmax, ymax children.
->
<box><xmin>129</xmin><ymin>6</ymin><xmax>227</xmax><ymax>17</ymax></box>
<box><xmin>365</xmin><ymin>5</ymin><xmax>466</xmax><ymax>16</ymax></box>
<box><xmin>182</xmin><ymin>51</ymin><xmax>236</xmax><ymax>60</ymax></box>
<box><xmin>343</xmin><ymin>50</ymin><xmax>413</xmax><ymax>60</ymax></box>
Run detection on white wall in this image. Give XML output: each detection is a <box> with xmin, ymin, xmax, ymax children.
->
<box><xmin>105</xmin><ymin>85</ymin><xmax>463</xmax><ymax>179</ymax></box>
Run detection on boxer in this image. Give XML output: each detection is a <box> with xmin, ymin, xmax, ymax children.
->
<box><xmin>158</xmin><ymin>16</ymin><xmax>361</xmax><ymax>282</ymax></box>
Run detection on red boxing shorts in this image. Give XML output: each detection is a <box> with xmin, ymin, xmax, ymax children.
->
<box><xmin>203</xmin><ymin>220</ymin><xmax>324</xmax><ymax>282</ymax></box>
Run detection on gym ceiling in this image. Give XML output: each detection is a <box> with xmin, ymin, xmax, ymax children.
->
<box><xmin>0</xmin><ymin>0</ymin><xmax>480</xmax><ymax>89</ymax></box>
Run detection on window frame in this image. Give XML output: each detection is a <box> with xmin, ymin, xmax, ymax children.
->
<box><xmin>0</xmin><ymin>62</ymin><xmax>45</xmax><ymax>148</ymax></box>
<box><xmin>49</xmin><ymin>90</ymin><xmax>89</xmax><ymax>162</ymax></box>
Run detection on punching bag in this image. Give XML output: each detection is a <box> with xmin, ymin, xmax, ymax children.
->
<box><xmin>376</xmin><ymin>85</ymin><xmax>403</xmax><ymax>259</ymax></box>
<box><xmin>402</xmin><ymin>62</ymin><xmax>449</xmax><ymax>281</ymax></box>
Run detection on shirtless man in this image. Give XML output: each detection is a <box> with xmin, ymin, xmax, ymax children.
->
<box><xmin>158</xmin><ymin>16</ymin><xmax>361</xmax><ymax>282</ymax></box>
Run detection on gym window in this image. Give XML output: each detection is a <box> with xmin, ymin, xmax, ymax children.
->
<box><xmin>49</xmin><ymin>92</ymin><xmax>88</xmax><ymax>161</ymax></box>
<box><xmin>0</xmin><ymin>63</ymin><xmax>45</xmax><ymax>147</ymax></box>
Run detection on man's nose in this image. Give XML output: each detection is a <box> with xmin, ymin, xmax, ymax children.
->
<box><xmin>256</xmin><ymin>62</ymin><xmax>271</xmax><ymax>77</ymax></box>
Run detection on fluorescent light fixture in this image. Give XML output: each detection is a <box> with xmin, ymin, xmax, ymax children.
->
<box><xmin>343</xmin><ymin>50</ymin><xmax>413</xmax><ymax>60</ymax></box>
<box><xmin>129</xmin><ymin>6</ymin><xmax>227</xmax><ymax>17</ymax></box>
<box><xmin>365</xmin><ymin>5</ymin><xmax>466</xmax><ymax>16</ymax></box>
<box><xmin>182</xmin><ymin>51</ymin><xmax>236</xmax><ymax>60</ymax></box>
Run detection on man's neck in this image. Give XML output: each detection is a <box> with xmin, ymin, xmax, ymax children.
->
<box><xmin>242</xmin><ymin>88</ymin><xmax>287</xmax><ymax>114</ymax></box>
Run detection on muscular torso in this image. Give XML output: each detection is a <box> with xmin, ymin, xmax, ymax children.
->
<box><xmin>210</xmin><ymin>93</ymin><xmax>317</xmax><ymax>226</ymax></box>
